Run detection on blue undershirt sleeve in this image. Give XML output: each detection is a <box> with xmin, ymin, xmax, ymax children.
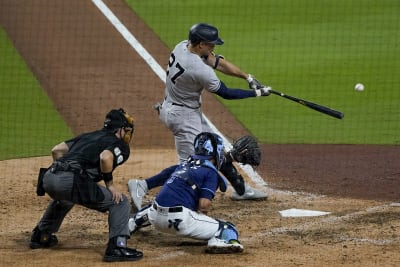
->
<box><xmin>146</xmin><ymin>164</ymin><xmax>179</xmax><ymax>189</ymax></box>
<box><xmin>215</xmin><ymin>81</ymin><xmax>256</xmax><ymax>99</ymax></box>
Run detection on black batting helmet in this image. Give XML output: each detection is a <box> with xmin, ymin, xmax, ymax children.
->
<box><xmin>188</xmin><ymin>23</ymin><xmax>224</xmax><ymax>45</ymax></box>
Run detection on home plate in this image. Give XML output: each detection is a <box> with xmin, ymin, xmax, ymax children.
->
<box><xmin>279</xmin><ymin>208</ymin><xmax>331</xmax><ymax>217</ymax></box>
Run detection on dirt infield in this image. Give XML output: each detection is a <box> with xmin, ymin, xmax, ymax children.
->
<box><xmin>1</xmin><ymin>0</ymin><xmax>400</xmax><ymax>266</ymax></box>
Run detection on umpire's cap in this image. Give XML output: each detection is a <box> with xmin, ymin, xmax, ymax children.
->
<box><xmin>104</xmin><ymin>108</ymin><xmax>134</xmax><ymax>132</ymax></box>
<box><xmin>189</xmin><ymin>23</ymin><xmax>224</xmax><ymax>45</ymax></box>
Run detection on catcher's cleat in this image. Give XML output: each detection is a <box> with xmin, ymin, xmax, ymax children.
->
<box><xmin>206</xmin><ymin>237</ymin><xmax>244</xmax><ymax>254</ymax></box>
<box><xmin>29</xmin><ymin>226</ymin><xmax>58</xmax><ymax>249</ymax></box>
<box><xmin>231</xmin><ymin>184</ymin><xmax>268</xmax><ymax>201</ymax></box>
<box><xmin>127</xmin><ymin>179</ymin><xmax>148</xmax><ymax>210</ymax></box>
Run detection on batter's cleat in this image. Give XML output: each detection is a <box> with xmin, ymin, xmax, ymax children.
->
<box><xmin>103</xmin><ymin>246</ymin><xmax>143</xmax><ymax>262</ymax></box>
<box><xmin>127</xmin><ymin>179</ymin><xmax>148</xmax><ymax>210</ymax></box>
<box><xmin>153</xmin><ymin>102</ymin><xmax>162</xmax><ymax>115</ymax></box>
<box><xmin>206</xmin><ymin>237</ymin><xmax>244</xmax><ymax>254</ymax></box>
<box><xmin>29</xmin><ymin>226</ymin><xmax>58</xmax><ymax>249</ymax></box>
<box><xmin>231</xmin><ymin>184</ymin><xmax>268</xmax><ymax>201</ymax></box>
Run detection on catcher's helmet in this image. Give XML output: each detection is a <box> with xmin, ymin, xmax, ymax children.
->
<box><xmin>104</xmin><ymin>108</ymin><xmax>134</xmax><ymax>143</ymax></box>
<box><xmin>188</xmin><ymin>23</ymin><xmax>224</xmax><ymax>45</ymax></box>
<box><xmin>193</xmin><ymin>132</ymin><xmax>224</xmax><ymax>169</ymax></box>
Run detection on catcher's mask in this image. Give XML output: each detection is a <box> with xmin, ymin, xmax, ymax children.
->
<box><xmin>193</xmin><ymin>132</ymin><xmax>224</xmax><ymax>169</ymax></box>
<box><xmin>104</xmin><ymin>108</ymin><xmax>134</xmax><ymax>144</ymax></box>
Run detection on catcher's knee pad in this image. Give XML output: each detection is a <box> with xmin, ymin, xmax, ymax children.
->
<box><xmin>216</xmin><ymin>221</ymin><xmax>239</xmax><ymax>242</ymax></box>
<box><xmin>135</xmin><ymin>204</ymin><xmax>152</xmax><ymax>227</ymax></box>
<box><xmin>219</xmin><ymin>161</ymin><xmax>245</xmax><ymax>195</ymax></box>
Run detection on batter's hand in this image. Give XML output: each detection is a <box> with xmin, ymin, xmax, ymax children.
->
<box><xmin>255</xmin><ymin>86</ymin><xmax>271</xmax><ymax>97</ymax></box>
<box><xmin>247</xmin><ymin>74</ymin><xmax>263</xmax><ymax>90</ymax></box>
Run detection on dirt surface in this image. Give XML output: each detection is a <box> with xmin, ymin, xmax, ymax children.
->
<box><xmin>1</xmin><ymin>0</ymin><xmax>400</xmax><ymax>266</ymax></box>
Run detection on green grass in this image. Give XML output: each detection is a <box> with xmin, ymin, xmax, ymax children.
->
<box><xmin>1</xmin><ymin>0</ymin><xmax>398</xmax><ymax>162</ymax></box>
<box><xmin>0</xmin><ymin>27</ymin><xmax>72</xmax><ymax>160</ymax></box>
<box><xmin>125</xmin><ymin>0</ymin><xmax>400</xmax><ymax>144</ymax></box>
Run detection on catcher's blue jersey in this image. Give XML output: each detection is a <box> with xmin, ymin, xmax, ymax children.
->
<box><xmin>155</xmin><ymin>160</ymin><xmax>219</xmax><ymax>211</ymax></box>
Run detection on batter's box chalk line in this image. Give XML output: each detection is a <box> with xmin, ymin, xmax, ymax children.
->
<box><xmin>243</xmin><ymin>203</ymin><xmax>400</xmax><ymax>245</ymax></box>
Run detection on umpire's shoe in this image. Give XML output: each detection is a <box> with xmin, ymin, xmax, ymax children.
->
<box><xmin>103</xmin><ymin>236</ymin><xmax>143</xmax><ymax>262</ymax></box>
<box><xmin>29</xmin><ymin>226</ymin><xmax>58</xmax><ymax>249</ymax></box>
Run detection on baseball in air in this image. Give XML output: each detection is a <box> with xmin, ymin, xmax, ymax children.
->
<box><xmin>354</xmin><ymin>83</ymin><xmax>364</xmax><ymax>91</ymax></box>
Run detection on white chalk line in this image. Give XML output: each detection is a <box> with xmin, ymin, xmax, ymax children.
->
<box><xmin>153</xmin><ymin>250</ymin><xmax>186</xmax><ymax>261</ymax></box>
<box><xmin>92</xmin><ymin>0</ymin><xmax>166</xmax><ymax>82</ymax></box>
<box><xmin>336</xmin><ymin>236</ymin><xmax>400</xmax><ymax>245</ymax></box>
<box><xmin>243</xmin><ymin>202</ymin><xmax>400</xmax><ymax>246</ymax></box>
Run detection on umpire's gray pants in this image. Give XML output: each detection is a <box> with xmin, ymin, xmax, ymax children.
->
<box><xmin>37</xmin><ymin>170</ymin><xmax>130</xmax><ymax>239</ymax></box>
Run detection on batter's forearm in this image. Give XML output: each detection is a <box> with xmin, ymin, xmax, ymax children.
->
<box><xmin>215</xmin><ymin>58</ymin><xmax>249</xmax><ymax>80</ymax></box>
<box><xmin>215</xmin><ymin>81</ymin><xmax>256</xmax><ymax>99</ymax></box>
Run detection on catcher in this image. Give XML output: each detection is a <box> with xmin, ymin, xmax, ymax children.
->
<box><xmin>128</xmin><ymin>134</ymin><xmax>265</xmax><ymax>210</ymax></box>
<box><xmin>129</xmin><ymin>132</ymin><xmax>244</xmax><ymax>253</ymax></box>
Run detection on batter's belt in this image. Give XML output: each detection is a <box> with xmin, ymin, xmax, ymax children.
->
<box><xmin>163</xmin><ymin>96</ymin><xmax>200</xmax><ymax>109</ymax></box>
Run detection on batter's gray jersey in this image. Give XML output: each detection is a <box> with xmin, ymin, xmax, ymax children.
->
<box><xmin>165</xmin><ymin>40</ymin><xmax>220</xmax><ymax>108</ymax></box>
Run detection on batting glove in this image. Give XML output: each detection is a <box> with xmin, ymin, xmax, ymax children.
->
<box><xmin>255</xmin><ymin>86</ymin><xmax>272</xmax><ymax>97</ymax></box>
<box><xmin>246</xmin><ymin>74</ymin><xmax>263</xmax><ymax>90</ymax></box>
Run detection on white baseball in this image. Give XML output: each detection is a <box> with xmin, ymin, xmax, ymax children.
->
<box><xmin>354</xmin><ymin>83</ymin><xmax>364</xmax><ymax>91</ymax></box>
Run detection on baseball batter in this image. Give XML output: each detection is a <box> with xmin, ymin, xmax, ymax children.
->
<box><xmin>30</xmin><ymin>109</ymin><xmax>143</xmax><ymax>262</ymax></box>
<box><xmin>129</xmin><ymin>23</ymin><xmax>270</xmax><ymax>204</ymax></box>
<box><xmin>129</xmin><ymin>132</ymin><xmax>244</xmax><ymax>253</ymax></box>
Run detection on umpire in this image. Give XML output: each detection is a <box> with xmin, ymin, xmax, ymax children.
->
<box><xmin>30</xmin><ymin>108</ymin><xmax>143</xmax><ymax>262</ymax></box>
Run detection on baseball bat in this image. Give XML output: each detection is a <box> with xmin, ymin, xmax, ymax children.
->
<box><xmin>269</xmin><ymin>89</ymin><xmax>344</xmax><ymax>119</ymax></box>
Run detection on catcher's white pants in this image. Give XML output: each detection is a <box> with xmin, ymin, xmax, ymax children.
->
<box><xmin>147</xmin><ymin>202</ymin><xmax>220</xmax><ymax>240</ymax></box>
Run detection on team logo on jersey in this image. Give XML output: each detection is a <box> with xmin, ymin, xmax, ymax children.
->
<box><xmin>114</xmin><ymin>147</ymin><xmax>121</xmax><ymax>156</ymax></box>
<box><xmin>168</xmin><ymin>219</ymin><xmax>182</xmax><ymax>231</ymax></box>
<box><xmin>117</xmin><ymin>155</ymin><xmax>124</xmax><ymax>164</ymax></box>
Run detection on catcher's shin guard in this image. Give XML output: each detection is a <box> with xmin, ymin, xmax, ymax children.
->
<box><xmin>220</xmin><ymin>158</ymin><xmax>245</xmax><ymax>195</ymax></box>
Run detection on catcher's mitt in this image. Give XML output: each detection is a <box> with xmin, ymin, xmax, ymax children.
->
<box><xmin>229</xmin><ymin>135</ymin><xmax>261</xmax><ymax>166</ymax></box>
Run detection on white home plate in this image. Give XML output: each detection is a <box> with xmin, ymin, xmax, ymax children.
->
<box><xmin>279</xmin><ymin>208</ymin><xmax>331</xmax><ymax>217</ymax></box>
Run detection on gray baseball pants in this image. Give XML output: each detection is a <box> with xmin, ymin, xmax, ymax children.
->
<box><xmin>36</xmin><ymin>170</ymin><xmax>130</xmax><ymax>239</ymax></box>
